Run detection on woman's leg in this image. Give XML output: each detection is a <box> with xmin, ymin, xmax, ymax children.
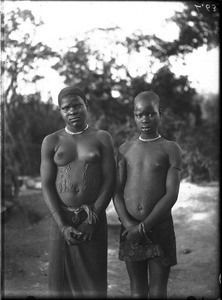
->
<box><xmin>148</xmin><ymin>257</ymin><xmax>171</xmax><ymax>299</ymax></box>
<box><xmin>125</xmin><ymin>260</ymin><xmax>149</xmax><ymax>298</ymax></box>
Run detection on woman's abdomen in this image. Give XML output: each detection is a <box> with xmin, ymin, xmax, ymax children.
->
<box><xmin>124</xmin><ymin>172</ymin><xmax>166</xmax><ymax>220</ymax></box>
<box><xmin>55</xmin><ymin>161</ymin><xmax>102</xmax><ymax>207</ymax></box>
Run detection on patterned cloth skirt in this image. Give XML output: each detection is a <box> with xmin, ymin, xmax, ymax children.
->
<box><xmin>119</xmin><ymin>215</ymin><xmax>177</xmax><ymax>267</ymax></box>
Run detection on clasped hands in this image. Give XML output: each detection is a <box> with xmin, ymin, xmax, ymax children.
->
<box><xmin>122</xmin><ymin>221</ymin><xmax>142</xmax><ymax>244</ymax></box>
<box><xmin>63</xmin><ymin>222</ymin><xmax>96</xmax><ymax>246</ymax></box>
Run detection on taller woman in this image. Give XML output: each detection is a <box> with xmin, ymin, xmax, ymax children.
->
<box><xmin>40</xmin><ymin>86</ymin><xmax>116</xmax><ymax>298</ymax></box>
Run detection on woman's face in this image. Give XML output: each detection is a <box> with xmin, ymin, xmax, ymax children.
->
<box><xmin>134</xmin><ymin>98</ymin><xmax>160</xmax><ymax>135</ymax></box>
<box><xmin>60</xmin><ymin>95</ymin><xmax>88</xmax><ymax>128</ymax></box>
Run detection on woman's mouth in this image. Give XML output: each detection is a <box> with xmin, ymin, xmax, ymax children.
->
<box><xmin>141</xmin><ymin>126</ymin><xmax>151</xmax><ymax>131</ymax></box>
<box><xmin>69</xmin><ymin>117</ymin><xmax>80</xmax><ymax>122</ymax></box>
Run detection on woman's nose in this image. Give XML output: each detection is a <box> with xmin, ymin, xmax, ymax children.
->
<box><xmin>142</xmin><ymin>116</ymin><xmax>150</xmax><ymax>123</ymax></box>
<box><xmin>68</xmin><ymin>107</ymin><xmax>77</xmax><ymax>114</ymax></box>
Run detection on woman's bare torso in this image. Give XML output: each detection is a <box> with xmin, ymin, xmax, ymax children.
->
<box><xmin>123</xmin><ymin>139</ymin><xmax>170</xmax><ymax>221</ymax></box>
<box><xmin>54</xmin><ymin>131</ymin><xmax>103</xmax><ymax>207</ymax></box>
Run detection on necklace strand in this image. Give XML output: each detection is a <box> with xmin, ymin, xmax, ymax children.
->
<box><xmin>139</xmin><ymin>134</ymin><xmax>161</xmax><ymax>142</ymax></box>
<box><xmin>65</xmin><ymin>124</ymin><xmax>89</xmax><ymax>135</ymax></box>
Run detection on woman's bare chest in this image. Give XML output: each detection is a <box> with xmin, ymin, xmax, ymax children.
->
<box><xmin>54</xmin><ymin>139</ymin><xmax>101</xmax><ymax>166</ymax></box>
<box><xmin>126</xmin><ymin>145</ymin><xmax>169</xmax><ymax>172</ymax></box>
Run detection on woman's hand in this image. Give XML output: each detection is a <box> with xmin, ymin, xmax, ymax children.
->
<box><xmin>62</xmin><ymin>225</ymin><xmax>83</xmax><ymax>246</ymax></box>
<box><xmin>77</xmin><ymin>222</ymin><xmax>96</xmax><ymax>242</ymax></box>
<box><xmin>122</xmin><ymin>224</ymin><xmax>142</xmax><ymax>244</ymax></box>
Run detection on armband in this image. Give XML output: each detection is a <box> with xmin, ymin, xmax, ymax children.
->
<box><xmin>51</xmin><ymin>210</ymin><xmax>59</xmax><ymax>215</ymax></box>
<box><xmin>170</xmin><ymin>165</ymin><xmax>181</xmax><ymax>171</ymax></box>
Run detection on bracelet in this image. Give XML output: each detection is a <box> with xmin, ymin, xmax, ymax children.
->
<box><xmin>82</xmin><ymin>204</ymin><xmax>99</xmax><ymax>225</ymax></box>
<box><xmin>92</xmin><ymin>209</ymin><xmax>99</xmax><ymax>224</ymax></box>
<box><xmin>138</xmin><ymin>222</ymin><xmax>153</xmax><ymax>245</ymax></box>
<box><xmin>138</xmin><ymin>222</ymin><xmax>143</xmax><ymax>236</ymax></box>
<box><xmin>138</xmin><ymin>222</ymin><xmax>146</xmax><ymax>237</ymax></box>
<box><xmin>141</xmin><ymin>222</ymin><xmax>146</xmax><ymax>236</ymax></box>
<box><xmin>61</xmin><ymin>225</ymin><xmax>69</xmax><ymax>235</ymax></box>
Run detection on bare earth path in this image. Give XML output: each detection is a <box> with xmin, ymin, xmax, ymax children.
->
<box><xmin>1</xmin><ymin>181</ymin><xmax>220</xmax><ymax>299</ymax></box>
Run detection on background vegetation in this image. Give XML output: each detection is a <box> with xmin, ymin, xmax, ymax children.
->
<box><xmin>2</xmin><ymin>2</ymin><xmax>219</xmax><ymax>182</ymax></box>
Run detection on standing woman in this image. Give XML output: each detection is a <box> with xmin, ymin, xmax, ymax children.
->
<box><xmin>40</xmin><ymin>86</ymin><xmax>116</xmax><ymax>298</ymax></box>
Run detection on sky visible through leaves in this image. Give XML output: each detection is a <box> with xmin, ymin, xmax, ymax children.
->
<box><xmin>4</xmin><ymin>1</ymin><xmax>219</xmax><ymax>104</ymax></box>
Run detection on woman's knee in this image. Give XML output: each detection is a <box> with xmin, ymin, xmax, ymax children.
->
<box><xmin>149</xmin><ymin>284</ymin><xmax>167</xmax><ymax>299</ymax></box>
<box><xmin>132</xmin><ymin>280</ymin><xmax>148</xmax><ymax>291</ymax></box>
<box><xmin>130</xmin><ymin>278</ymin><xmax>148</xmax><ymax>298</ymax></box>
<box><xmin>148</xmin><ymin>257</ymin><xmax>170</xmax><ymax>298</ymax></box>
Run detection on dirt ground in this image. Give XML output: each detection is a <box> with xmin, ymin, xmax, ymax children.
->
<box><xmin>1</xmin><ymin>181</ymin><xmax>220</xmax><ymax>299</ymax></box>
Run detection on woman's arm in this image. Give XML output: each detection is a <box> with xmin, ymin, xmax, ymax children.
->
<box><xmin>40</xmin><ymin>134</ymin><xmax>82</xmax><ymax>245</ymax></box>
<box><xmin>113</xmin><ymin>145</ymin><xmax>138</xmax><ymax>228</ymax></box>
<box><xmin>142</xmin><ymin>142</ymin><xmax>182</xmax><ymax>231</ymax></box>
<box><xmin>92</xmin><ymin>131</ymin><xmax>116</xmax><ymax>216</ymax></box>
<box><xmin>40</xmin><ymin>134</ymin><xmax>66</xmax><ymax>230</ymax></box>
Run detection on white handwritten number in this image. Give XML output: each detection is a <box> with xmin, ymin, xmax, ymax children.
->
<box><xmin>205</xmin><ymin>4</ymin><xmax>211</xmax><ymax>12</ymax></box>
<box><xmin>195</xmin><ymin>3</ymin><xmax>217</xmax><ymax>13</ymax></box>
<box><xmin>194</xmin><ymin>4</ymin><xmax>202</xmax><ymax>13</ymax></box>
<box><xmin>212</xmin><ymin>4</ymin><xmax>217</xmax><ymax>12</ymax></box>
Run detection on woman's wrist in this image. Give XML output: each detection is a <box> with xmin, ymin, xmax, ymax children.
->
<box><xmin>50</xmin><ymin>209</ymin><xmax>66</xmax><ymax>233</ymax></box>
<box><xmin>138</xmin><ymin>222</ymin><xmax>146</xmax><ymax>237</ymax></box>
<box><xmin>51</xmin><ymin>209</ymin><xmax>59</xmax><ymax>216</ymax></box>
<box><xmin>61</xmin><ymin>224</ymin><xmax>69</xmax><ymax>235</ymax></box>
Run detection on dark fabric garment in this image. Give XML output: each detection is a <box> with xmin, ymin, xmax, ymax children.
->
<box><xmin>58</xmin><ymin>86</ymin><xmax>86</xmax><ymax>105</ymax></box>
<box><xmin>48</xmin><ymin>208</ymin><xmax>108</xmax><ymax>298</ymax></box>
<box><xmin>119</xmin><ymin>215</ymin><xmax>177</xmax><ymax>267</ymax></box>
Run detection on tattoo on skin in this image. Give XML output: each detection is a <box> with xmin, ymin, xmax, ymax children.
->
<box><xmin>56</xmin><ymin>164</ymin><xmax>74</xmax><ymax>193</ymax></box>
<box><xmin>82</xmin><ymin>162</ymin><xmax>88</xmax><ymax>190</ymax></box>
<box><xmin>82</xmin><ymin>161</ymin><xmax>99</xmax><ymax>190</ymax></box>
<box><xmin>56</xmin><ymin>162</ymin><xmax>101</xmax><ymax>193</ymax></box>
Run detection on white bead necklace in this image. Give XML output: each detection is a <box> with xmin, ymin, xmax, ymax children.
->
<box><xmin>65</xmin><ymin>124</ymin><xmax>89</xmax><ymax>135</ymax></box>
<box><xmin>139</xmin><ymin>134</ymin><xmax>161</xmax><ymax>142</ymax></box>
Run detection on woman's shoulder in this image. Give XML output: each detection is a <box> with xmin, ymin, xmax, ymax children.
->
<box><xmin>161</xmin><ymin>138</ymin><xmax>182</xmax><ymax>155</ymax></box>
<box><xmin>119</xmin><ymin>140</ymin><xmax>135</xmax><ymax>155</ymax></box>
<box><xmin>42</xmin><ymin>129</ymin><xmax>63</xmax><ymax>147</ymax></box>
<box><xmin>92</xmin><ymin>127</ymin><xmax>111</xmax><ymax>137</ymax></box>
<box><xmin>92</xmin><ymin>127</ymin><xmax>114</xmax><ymax>145</ymax></box>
